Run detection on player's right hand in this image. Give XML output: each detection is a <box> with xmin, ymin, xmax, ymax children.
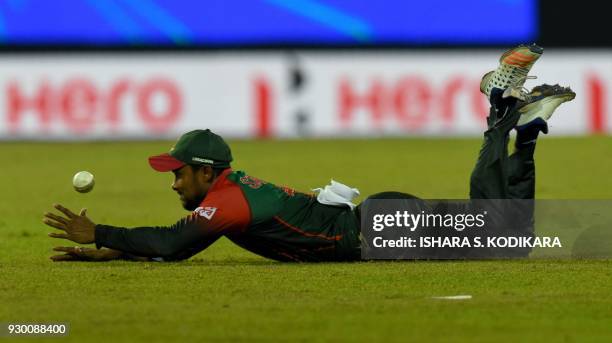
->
<box><xmin>50</xmin><ymin>246</ymin><xmax>122</xmax><ymax>262</ymax></box>
<box><xmin>43</xmin><ymin>204</ymin><xmax>96</xmax><ymax>244</ymax></box>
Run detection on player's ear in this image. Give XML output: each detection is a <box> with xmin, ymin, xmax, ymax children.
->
<box><xmin>199</xmin><ymin>165</ymin><xmax>214</xmax><ymax>183</ymax></box>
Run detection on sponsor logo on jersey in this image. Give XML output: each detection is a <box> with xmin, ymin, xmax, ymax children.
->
<box><xmin>240</xmin><ymin>175</ymin><xmax>265</xmax><ymax>189</ymax></box>
<box><xmin>280</xmin><ymin>186</ymin><xmax>296</xmax><ymax>196</ymax></box>
<box><xmin>194</xmin><ymin>206</ymin><xmax>217</xmax><ymax>220</ymax></box>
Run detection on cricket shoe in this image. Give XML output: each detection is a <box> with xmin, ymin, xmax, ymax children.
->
<box><xmin>515</xmin><ymin>84</ymin><xmax>576</xmax><ymax>134</ymax></box>
<box><xmin>480</xmin><ymin>44</ymin><xmax>544</xmax><ymax>102</ymax></box>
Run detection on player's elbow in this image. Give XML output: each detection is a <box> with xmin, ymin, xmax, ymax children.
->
<box><xmin>154</xmin><ymin>243</ymin><xmax>187</xmax><ymax>259</ymax></box>
<box><xmin>146</xmin><ymin>221</ymin><xmax>210</xmax><ymax>261</ymax></box>
<box><xmin>153</xmin><ymin>238</ymin><xmax>196</xmax><ymax>261</ymax></box>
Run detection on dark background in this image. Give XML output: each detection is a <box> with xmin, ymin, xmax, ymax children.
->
<box><xmin>539</xmin><ymin>0</ymin><xmax>610</xmax><ymax>47</ymax></box>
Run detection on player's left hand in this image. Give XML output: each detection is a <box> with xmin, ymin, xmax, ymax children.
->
<box><xmin>50</xmin><ymin>246</ymin><xmax>122</xmax><ymax>262</ymax></box>
<box><xmin>43</xmin><ymin>204</ymin><xmax>96</xmax><ymax>244</ymax></box>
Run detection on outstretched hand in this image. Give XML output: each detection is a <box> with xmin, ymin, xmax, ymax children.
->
<box><xmin>50</xmin><ymin>246</ymin><xmax>122</xmax><ymax>262</ymax></box>
<box><xmin>43</xmin><ymin>204</ymin><xmax>96</xmax><ymax>244</ymax></box>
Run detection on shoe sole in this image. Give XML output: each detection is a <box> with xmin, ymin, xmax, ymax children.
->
<box><xmin>499</xmin><ymin>44</ymin><xmax>544</xmax><ymax>64</ymax></box>
<box><xmin>517</xmin><ymin>92</ymin><xmax>576</xmax><ymax>126</ymax></box>
<box><xmin>481</xmin><ymin>44</ymin><xmax>543</xmax><ymax>96</ymax></box>
<box><xmin>479</xmin><ymin>71</ymin><xmax>494</xmax><ymax>94</ymax></box>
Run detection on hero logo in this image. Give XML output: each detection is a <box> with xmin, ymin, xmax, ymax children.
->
<box><xmin>253</xmin><ymin>74</ymin><xmax>608</xmax><ymax>135</ymax></box>
<box><xmin>337</xmin><ymin>76</ymin><xmax>490</xmax><ymax>129</ymax></box>
<box><xmin>194</xmin><ymin>206</ymin><xmax>217</xmax><ymax>220</ymax></box>
<box><xmin>5</xmin><ymin>77</ymin><xmax>182</xmax><ymax>134</ymax></box>
<box><xmin>252</xmin><ymin>75</ymin><xmax>490</xmax><ymax>136</ymax></box>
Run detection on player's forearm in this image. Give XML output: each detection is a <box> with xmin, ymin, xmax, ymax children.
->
<box><xmin>95</xmin><ymin>225</ymin><xmax>182</xmax><ymax>258</ymax></box>
<box><xmin>94</xmin><ymin>218</ymin><xmax>216</xmax><ymax>260</ymax></box>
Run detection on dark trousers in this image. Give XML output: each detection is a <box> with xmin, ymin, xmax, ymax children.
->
<box><xmin>362</xmin><ymin>103</ymin><xmax>536</xmax><ymax>202</ymax></box>
<box><xmin>470</xmin><ymin>104</ymin><xmax>536</xmax><ymax>200</ymax></box>
<box><xmin>359</xmin><ymin>103</ymin><xmax>536</xmax><ymax>258</ymax></box>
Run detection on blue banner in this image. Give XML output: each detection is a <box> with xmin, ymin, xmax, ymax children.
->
<box><xmin>0</xmin><ymin>0</ymin><xmax>536</xmax><ymax>46</ymax></box>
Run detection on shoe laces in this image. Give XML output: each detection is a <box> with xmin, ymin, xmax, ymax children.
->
<box><xmin>516</xmin><ymin>75</ymin><xmax>537</xmax><ymax>101</ymax></box>
<box><xmin>503</xmin><ymin>72</ymin><xmax>537</xmax><ymax>102</ymax></box>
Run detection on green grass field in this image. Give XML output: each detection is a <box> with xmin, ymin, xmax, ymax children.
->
<box><xmin>1</xmin><ymin>137</ymin><xmax>611</xmax><ymax>342</ymax></box>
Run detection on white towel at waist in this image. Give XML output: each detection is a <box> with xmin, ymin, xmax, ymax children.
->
<box><xmin>312</xmin><ymin>180</ymin><xmax>360</xmax><ymax>210</ymax></box>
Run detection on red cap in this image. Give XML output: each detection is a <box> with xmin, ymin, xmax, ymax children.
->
<box><xmin>148</xmin><ymin>153</ymin><xmax>186</xmax><ymax>172</ymax></box>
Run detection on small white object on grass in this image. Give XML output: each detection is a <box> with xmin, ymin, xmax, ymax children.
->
<box><xmin>73</xmin><ymin>171</ymin><xmax>95</xmax><ymax>193</ymax></box>
<box><xmin>431</xmin><ymin>295</ymin><xmax>472</xmax><ymax>300</ymax></box>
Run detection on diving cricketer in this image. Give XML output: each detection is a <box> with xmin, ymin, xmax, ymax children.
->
<box><xmin>43</xmin><ymin>44</ymin><xmax>575</xmax><ymax>262</ymax></box>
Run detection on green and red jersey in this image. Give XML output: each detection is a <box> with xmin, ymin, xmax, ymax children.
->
<box><xmin>95</xmin><ymin>169</ymin><xmax>362</xmax><ymax>262</ymax></box>
<box><xmin>193</xmin><ymin>169</ymin><xmax>361</xmax><ymax>261</ymax></box>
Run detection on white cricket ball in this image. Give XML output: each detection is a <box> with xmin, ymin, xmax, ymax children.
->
<box><xmin>73</xmin><ymin>171</ymin><xmax>95</xmax><ymax>193</ymax></box>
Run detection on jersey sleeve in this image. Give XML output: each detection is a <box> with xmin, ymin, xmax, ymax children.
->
<box><xmin>94</xmin><ymin>174</ymin><xmax>251</xmax><ymax>261</ymax></box>
<box><xmin>94</xmin><ymin>215</ymin><xmax>223</xmax><ymax>261</ymax></box>
<box><xmin>193</xmin><ymin>173</ymin><xmax>252</xmax><ymax>234</ymax></box>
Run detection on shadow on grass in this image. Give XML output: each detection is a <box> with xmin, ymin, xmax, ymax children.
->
<box><xmin>47</xmin><ymin>258</ymin><xmax>611</xmax><ymax>270</ymax></box>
